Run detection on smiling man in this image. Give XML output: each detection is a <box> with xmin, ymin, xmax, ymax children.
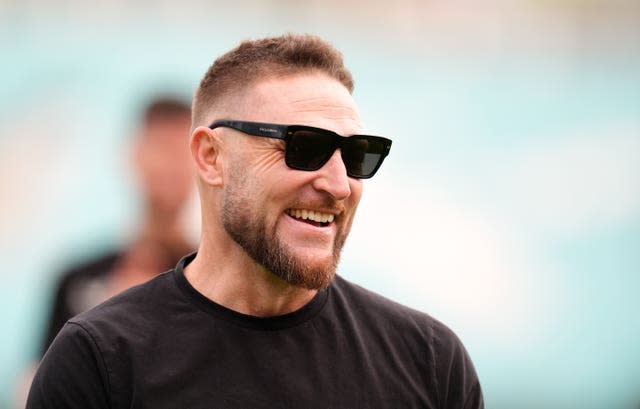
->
<box><xmin>27</xmin><ymin>34</ymin><xmax>484</xmax><ymax>409</ymax></box>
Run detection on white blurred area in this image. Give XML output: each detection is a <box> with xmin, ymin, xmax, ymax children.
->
<box><xmin>1</xmin><ymin>1</ymin><xmax>639</xmax><ymax>408</ymax></box>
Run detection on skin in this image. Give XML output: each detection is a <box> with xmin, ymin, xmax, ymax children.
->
<box><xmin>133</xmin><ymin>115</ymin><xmax>194</xmax><ymax>219</ymax></box>
<box><xmin>109</xmin><ymin>114</ymin><xmax>195</xmax><ymax>295</ymax></box>
<box><xmin>185</xmin><ymin>72</ymin><xmax>364</xmax><ymax>317</ymax></box>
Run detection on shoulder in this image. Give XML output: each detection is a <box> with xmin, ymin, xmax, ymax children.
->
<box><xmin>28</xmin><ymin>321</ymin><xmax>111</xmax><ymax>408</ymax></box>
<box><xmin>329</xmin><ymin>275</ymin><xmax>471</xmax><ymax>367</ymax></box>
<box><xmin>330</xmin><ymin>276</ymin><xmax>484</xmax><ymax>408</ymax></box>
<box><xmin>68</xmin><ymin>269</ymin><xmax>179</xmax><ymax>341</ymax></box>
<box><xmin>56</xmin><ymin>251</ymin><xmax>121</xmax><ymax>285</ymax></box>
<box><xmin>32</xmin><ymin>271</ymin><xmax>183</xmax><ymax>407</ymax></box>
<box><xmin>61</xmin><ymin>250</ymin><xmax>122</xmax><ymax>277</ymax></box>
<box><xmin>330</xmin><ymin>275</ymin><xmax>453</xmax><ymax>334</ymax></box>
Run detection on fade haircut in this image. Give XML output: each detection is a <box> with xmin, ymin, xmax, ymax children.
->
<box><xmin>192</xmin><ymin>33</ymin><xmax>354</xmax><ymax>128</ymax></box>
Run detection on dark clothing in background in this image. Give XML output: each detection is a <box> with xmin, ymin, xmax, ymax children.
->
<box><xmin>28</xmin><ymin>253</ymin><xmax>484</xmax><ymax>409</ymax></box>
<box><xmin>40</xmin><ymin>251</ymin><xmax>121</xmax><ymax>355</ymax></box>
<box><xmin>40</xmin><ymin>244</ymin><xmax>186</xmax><ymax>355</ymax></box>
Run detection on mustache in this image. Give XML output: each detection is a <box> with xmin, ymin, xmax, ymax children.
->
<box><xmin>288</xmin><ymin>197</ymin><xmax>346</xmax><ymax>215</ymax></box>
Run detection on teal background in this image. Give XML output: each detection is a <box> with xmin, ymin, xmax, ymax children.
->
<box><xmin>1</xmin><ymin>1</ymin><xmax>639</xmax><ymax>408</ymax></box>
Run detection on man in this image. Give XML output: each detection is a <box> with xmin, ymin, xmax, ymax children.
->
<box><xmin>27</xmin><ymin>34</ymin><xmax>483</xmax><ymax>408</ymax></box>
<box><xmin>39</xmin><ymin>97</ymin><xmax>196</xmax><ymax>354</ymax></box>
<box><xmin>12</xmin><ymin>97</ymin><xmax>196</xmax><ymax>409</ymax></box>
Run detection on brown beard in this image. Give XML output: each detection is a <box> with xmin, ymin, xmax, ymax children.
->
<box><xmin>220</xmin><ymin>169</ymin><xmax>349</xmax><ymax>290</ymax></box>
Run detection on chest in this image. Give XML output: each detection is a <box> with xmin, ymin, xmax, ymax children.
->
<box><xmin>109</xmin><ymin>320</ymin><xmax>437</xmax><ymax>409</ymax></box>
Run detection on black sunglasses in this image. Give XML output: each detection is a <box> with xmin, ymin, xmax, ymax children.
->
<box><xmin>209</xmin><ymin>120</ymin><xmax>392</xmax><ymax>179</ymax></box>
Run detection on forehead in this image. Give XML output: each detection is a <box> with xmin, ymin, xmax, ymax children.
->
<box><xmin>239</xmin><ymin>73</ymin><xmax>363</xmax><ymax>135</ymax></box>
<box><xmin>141</xmin><ymin>115</ymin><xmax>191</xmax><ymax>139</ymax></box>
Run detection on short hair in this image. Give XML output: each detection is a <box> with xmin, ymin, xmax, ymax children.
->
<box><xmin>141</xmin><ymin>97</ymin><xmax>191</xmax><ymax>127</ymax></box>
<box><xmin>192</xmin><ymin>33</ymin><xmax>354</xmax><ymax>128</ymax></box>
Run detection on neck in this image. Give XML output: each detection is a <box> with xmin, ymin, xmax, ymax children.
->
<box><xmin>136</xmin><ymin>205</ymin><xmax>189</xmax><ymax>247</ymax></box>
<box><xmin>184</xmin><ymin>232</ymin><xmax>317</xmax><ymax>317</ymax></box>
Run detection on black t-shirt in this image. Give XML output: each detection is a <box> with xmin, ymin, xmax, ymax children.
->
<box><xmin>28</xmin><ymin>253</ymin><xmax>484</xmax><ymax>409</ymax></box>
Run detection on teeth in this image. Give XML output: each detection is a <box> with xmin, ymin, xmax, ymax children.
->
<box><xmin>288</xmin><ymin>209</ymin><xmax>335</xmax><ymax>223</ymax></box>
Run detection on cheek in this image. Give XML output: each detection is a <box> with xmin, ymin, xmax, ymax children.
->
<box><xmin>227</xmin><ymin>171</ymin><xmax>278</xmax><ymax>223</ymax></box>
<box><xmin>228</xmin><ymin>141</ymin><xmax>285</xmax><ymax>181</ymax></box>
<box><xmin>348</xmin><ymin>180</ymin><xmax>363</xmax><ymax>206</ymax></box>
<box><xmin>341</xmin><ymin>180</ymin><xmax>362</xmax><ymax>227</ymax></box>
<box><xmin>251</xmin><ymin>149</ymin><xmax>287</xmax><ymax>175</ymax></box>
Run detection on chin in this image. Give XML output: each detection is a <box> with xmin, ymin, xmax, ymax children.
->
<box><xmin>273</xmin><ymin>252</ymin><xmax>337</xmax><ymax>291</ymax></box>
<box><xmin>292</xmin><ymin>269</ymin><xmax>336</xmax><ymax>291</ymax></box>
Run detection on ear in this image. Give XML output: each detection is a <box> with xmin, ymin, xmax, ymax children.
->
<box><xmin>190</xmin><ymin>126</ymin><xmax>224</xmax><ymax>187</ymax></box>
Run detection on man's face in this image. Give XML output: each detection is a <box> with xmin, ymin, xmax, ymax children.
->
<box><xmin>219</xmin><ymin>73</ymin><xmax>364</xmax><ymax>290</ymax></box>
<box><xmin>135</xmin><ymin>115</ymin><xmax>193</xmax><ymax>215</ymax></box>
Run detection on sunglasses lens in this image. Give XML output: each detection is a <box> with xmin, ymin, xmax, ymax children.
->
<box><xmin>342</xmin><ymin>137</ymin><xmax>386</xmax><ymax>178</ymax></box>
<box><xmin>286</xmin><ymin>127</ymin><xmax>390</xmax><ymax>178</ymax></box>
<box><xmin>286</xmin><ymin>130</ymin><xmax>334</xmax><ymax>171</ymax></box>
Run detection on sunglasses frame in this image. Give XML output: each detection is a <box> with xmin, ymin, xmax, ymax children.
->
<box><xmin>208</xmin><ymin>120</ymin><xmax>392</xmax><ymax>179</ymax></box>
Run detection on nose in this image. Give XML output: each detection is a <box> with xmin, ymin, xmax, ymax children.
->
<box><xmin>311</xmin><ymin>149</ymin><xmax>352</xmax><ymax>200</ymax></box>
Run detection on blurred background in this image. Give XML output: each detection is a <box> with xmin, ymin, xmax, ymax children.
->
<box><xmin>1</xmin><ymin>0</ymin><xmax>639</xmax><ymax>408</ymax></box>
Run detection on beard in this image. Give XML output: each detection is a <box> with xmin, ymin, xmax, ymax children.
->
<box><xmin>220</xmin><ymin>171</ymin><xmax>348</xmax><ymax>290</ymax></box>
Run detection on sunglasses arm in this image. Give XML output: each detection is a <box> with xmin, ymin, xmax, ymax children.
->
<box><xmin>210</xmin><ymin>120</ymin><xmax>288</xmax><ymax>140</ymax></box>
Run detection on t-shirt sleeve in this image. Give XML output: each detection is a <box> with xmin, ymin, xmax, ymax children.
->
<box><xmin>432</xmin><ymin>323</ymin><xmax>485</xmax><ymax>409</ymax></box>
<box><xmin>27</xmin><ymin>322</ymin><xmax>110</xmax><ymax>409</ymax></box>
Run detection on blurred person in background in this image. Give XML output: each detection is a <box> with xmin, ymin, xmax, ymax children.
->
<box><xmin>26</xmin><ymin>34</ymin><xmax>483</xmax><ymax>408</ymax></box>
<box><xmin>13</xmin><ymin>96</ymin><xmax>197</xmax><ymax>408</ymax></box>
<box><xmin>39</xmin><ymin>96</ymin><xmax>196</xmax><ymax>353</ymax></box>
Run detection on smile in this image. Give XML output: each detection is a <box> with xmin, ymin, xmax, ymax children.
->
<box><xmin>286</xmin><ymin>209</ymin><xmax>335</xmax><ymax>226</ymax></box>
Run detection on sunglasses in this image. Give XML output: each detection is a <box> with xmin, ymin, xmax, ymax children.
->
<box><xmin>209</xmin><ymin>120</ymin><xmax>392</xmax><ymax>179</ymax></box>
